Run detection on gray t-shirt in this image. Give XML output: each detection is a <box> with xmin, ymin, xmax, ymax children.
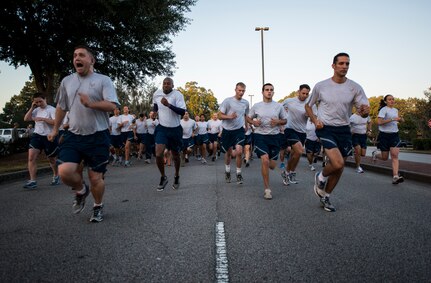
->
<box><xmin>307</xmin><ymin>78</ymin><xmax>369</xmax><ymax>127</ymax></box>
<box><xmin>248</xmin><ymin>101</ymin><xmax>287</xmax><ymax>135</ymax></box>
<box><xmin>378</xmin><ymin>106</ymin><xmax>399</xmax><ymax>133</ymax></box>
<box><xmin>219</xmin><ymin>97</ymin><xmax>250</xmax><ymax>131</ymax></box>
<box><xmin>56</xmin><ymin>72</ymin><xmax>119</xmax><ymax>135</ymax></box>
<box><xmin>282</xmin><ymin>97</ymin><xmax>308</xmax><ymax>133</ymax></box>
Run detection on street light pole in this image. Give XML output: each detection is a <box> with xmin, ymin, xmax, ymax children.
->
<box><xmin>255</xmin><ymin>27</ymin><xmax>269</xmax><ymax>86</ymax></box>
<box><xmin>249</xmin><ymin>94</ymin><xmax>254</xmax><ymax>107</ymax></box>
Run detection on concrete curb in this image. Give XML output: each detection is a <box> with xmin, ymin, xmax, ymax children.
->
<box><xmin>344</xmin><ymin>160</ymin><xmax>431</xmax><ymax>184</ymax></box>
<box><xmin>0</xmin><ymin>167</ymin><xmax>53</xmax><ymax>185</ymax></box>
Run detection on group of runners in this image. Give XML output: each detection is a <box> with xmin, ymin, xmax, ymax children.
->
<box><xmin>22</xmin><ymin>48</ymin><xmax>406</xmax><ymax>222</ymax></box>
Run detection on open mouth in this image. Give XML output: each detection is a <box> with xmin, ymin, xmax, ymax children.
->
<box><xmin>76</xmin><ymin>62</ymin><xmax>84</xmax><ymax>68</ymax></box>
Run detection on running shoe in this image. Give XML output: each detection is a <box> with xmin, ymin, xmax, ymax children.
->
<box><xmin>281</xmin><ymin>171</ymin><xmax>289</xmax><ymax>186</ymax></box>
<box><xmin>236</xmin><ymin>174</ymin><xmax>244</xmax><ymax>185</ymax></box>
<box><xmin>313</xmin><ymin>172</ymin><xmax>326</xmax><ymax>198</ymax></box>
<box><xmin>392</xmin><ymin>175</ymin><xmax>405</xmax><ymax>184</ymax></box>
<box><xmin>145</xmin><ymin>159</ymin><xmax>151</xmax><ymax>164</ymax></box>
<box><xmin>73</xmin><ymin>184</ymin><xmax>90</xmax><ymax>214</ymax></box>
<box><xmin>356</xmin><ymin>166</ymin><xmax>364</xmax><ymax>173</ymax></box>
<box><xmin>124</xmin><ymin>160</ymin><xmax>131</xmax><ymax>167</ymax></box>
<box><xmin>51</xmin><ymin>175</ymin><xmax>60</xmax><ymax>185</ymax></box>
<box><xmin>225</xmin><ymin>172</ymin><xmax>231</xmax><ymax>183</ymax></box>
<box><xmin>23</xmin><ymin>180</ymin><xmax>37</xmax><ymax>189</ymax></box>
<box><xmin>264</xmin><ymin>189</ymin><xmax>272</xmax><ymax>200</ymax></box>
<box><xmin>287</xmin><ymin>172</ymin><xmax>298</xmax><ymax>184</ymax></box>
<box><xmin>212</xmin><ymin>156</ymin><xmax>216</xmax><ymax>162</ymax></box>
<box><xmin>89</xmin><ymin>205</ymin><xmax>104</xmax><ymax>222</ymax></box>
<box><xmin>309</xmin><ymin>165</ymin><xmax>316</xmax><ymax>171</ymax></box>
<box><xmin>320</xmin><ymin>196</ymin><xmax>336</xmax><ymax>212</ymax></box>
<box><xmin>201</xmin><ymin>158</ymin><xmax>207</xmax><ymax>164</ymax></box>
<box><xmin>157</xmin><ymin>176</ymin><xmax>168</xmax><ymax>191</ymax></box>
<box><xmin>372</xmin><ymin>150</ymin><xmax>377</xmax><ymax>162</ymax></box>
<box><xmin>172</xmin><ymin>176</ymin><xmax>180</xmax><ymax>190</ymax></box>
<box><xmin>245</xmin><ymin>161</ymin><xmax>250</xmax><ymax>167</ymax></box>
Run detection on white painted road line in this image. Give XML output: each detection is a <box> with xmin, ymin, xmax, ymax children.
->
<box><xmin>215</xmin><ymin>221</ymin><xmax>229</xmax><ymax>282</ymax></box>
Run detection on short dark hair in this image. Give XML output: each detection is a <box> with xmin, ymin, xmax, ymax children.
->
<box><xmin>74</xmin><ymin>45</ymin><xmax>95</xmax><ymax>57</ymax></box>
<box><xmin>333</xmin><ymin>52</ymin><xmax>350</xmax><ymax>64</ymax></box>
<box><xmin>262</xmin><ymin>83</ymin><xmax>274</xmax><ymax>91</ymax></box>
<box><xmin>33</xmin><ymin>92</ymin><xmax>45</xmax><ymax>100</ymax></box>
<box><xmin>299</xmin><ymin>84</ymin><xmax>310</xmax><ymax>91</ymax></box>
<box><xmin>236</xmin><ymin>82</ymin><xmax>246</xmax><ymax>88</ymax></box>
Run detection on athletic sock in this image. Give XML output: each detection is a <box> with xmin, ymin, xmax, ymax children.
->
<box><xmin>225</xmin><ymin>165</ymin><xmax>230</xmax><ymax>173</ymax></box>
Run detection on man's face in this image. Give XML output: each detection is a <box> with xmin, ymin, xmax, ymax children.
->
<box><xmin>162</xmin><ymin>79</ymin><xmax>174</xmax><ymax>94</ymax></box>
<box><xmin>33</xmin><ymin>97</ymin><xmax>46</xmax><ymax>108</ymax></box>
<box><xmin>73</xmin><ymin>48</ymin><xmax>94</xmax><ymax>76</ymax></box>
<box><xmin>298</xmin><ymin>88</ymin><xmax>310</xmax><ymax>101</ymax></box>
<box><xmin>114</xmin><ymin>108</ymin><xmax>120</xmax><ymax>116</ymax></box>
<box><xmin>195</xmin><ymin>116</ymin><xmax>200</xmax><ymax>122</ymax></box>
<box><xmin>235</xmin><ymin>85</ymin><xmax>246</xmax><ymax>100</ymax></box>
<box><xmin>262</xmin><ymin>85</ymin><xmax>274</xmax><ymax>100</ymax></box>
<box><xmin>332</xmin><ymin>56</ymin><xmax>350</xmax><ymax>77</ymax></box>
<box><xmin>212</xmin><ymin>113</ymin><xmax>218</xmax><ymax>120</ymax></box>
<box><xmin>123</xmin><ymin>106</ymin><xmax>129</xmax><ymax>114</ymax></box>
<box><xmin>183</xmin><ymin>112</ymin><xmax>189</xmax><ymax>120</ymax></box>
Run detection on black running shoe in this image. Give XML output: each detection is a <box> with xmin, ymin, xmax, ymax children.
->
<box><xmin>236</xmin><ymin>174</ymin><xmax>244</xmax><ymax>185</ymax></box>
<box><xmin>73</xmin><ymin>184</ymin><xmax>90</xmax><ymax>214</ymax></box>
<box><xmin>157</xmin><ymin>176</ymin><xmax>168</xmax><ymax>191</ymax></box>
<box><xmin>90</xmin><ymin>205</ymin><xmax>104</xmax><ymax>222</ymax></box>
<box><xmin>225</xmin><ymin>172</ymin><xmax>231</xmax><ymax>183</ymax></box>
<box><xmin>172</xmin><ymin>176</ymin><xmax>180</xmax><ymax>190</ymax></box>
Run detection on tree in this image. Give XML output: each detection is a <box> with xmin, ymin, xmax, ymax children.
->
<box><xmin>0</xmin><ymin>0</ymin><xmax>196</xmax><ymax>103</ymax></box>
<box><xmin>0</xmin><ymin>80</ymin><xmax>37</xmax><ymax>127</ymax></box>
<box><xmin>177</xmin><ymin>82</ymin><xmax>219</xmax><ymax>120</ymax></box>
<box><xmin>277</xmin><ymin>91</ymin><xmax>297</xmax><ymax>103</ymax></box>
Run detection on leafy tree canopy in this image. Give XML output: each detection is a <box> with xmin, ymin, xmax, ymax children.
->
<box><xmin>177</xmin><ymin>81</ymin><xmax>219</xmax><ymax>120</ymax></box>
<box><xmin>0</xmin><ymin>0</ymin><xmax>196</xmax><ymax>103</ymax></box>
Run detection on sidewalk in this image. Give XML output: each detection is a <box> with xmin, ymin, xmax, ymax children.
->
<box><xmin>345</xmin><ymin>155</ymin><xmax>430</xmax><ymax>184</ymax></box>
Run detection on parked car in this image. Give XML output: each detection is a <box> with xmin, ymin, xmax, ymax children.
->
<box><xmin>399</xmin><ymin>140</ymin><xmax>413</xmax><ymax>148</ymax></box>
<box><xmin>0</xmin><ymin>128</ymin><xmax>27</xmax><ymax>143</ymax></box>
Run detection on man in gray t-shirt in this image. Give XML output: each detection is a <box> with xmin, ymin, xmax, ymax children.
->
<box><xmin>218</xmin><ymin>82</ymin><xmax>250</xmax><ymax>185</ymax></box>
<box><xmin>305</xmin><ymin>52</ymin><xmax>369</xmax><ymax>213</ymax></box>
<box><xmin>49</xmin><ymin>45</ymin><xmax>119</xmax><ymax>223</ymax></box>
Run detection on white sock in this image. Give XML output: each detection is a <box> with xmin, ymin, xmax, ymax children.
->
<box><xmin>76</xmin><ymin>183</ymin><xmax>86</xmax><ymax>195</ymax></box>
<box><xmin>318</xmin><ymin>172</ymin><xmax>328</xmax><ymax>182</ymax></box>
<box><xmin>225</xmin><ymin>165</ymin><xmax>230</xmax><ymax>173</ymax></box>
<box><xmin>94</xmin><ymin>203</ymin><xmax>103</xmax><ymax>207</ymax></box>
<box><xmin>236</xmin><ymin>167</ymin><xmax>242</xmax><ymax>175</ymax></box>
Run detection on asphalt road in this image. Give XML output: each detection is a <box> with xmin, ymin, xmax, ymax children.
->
<box><xmin>1</xmin><ymin>156</ymin><xmax>430</xmax><ymax>282</ymax></box>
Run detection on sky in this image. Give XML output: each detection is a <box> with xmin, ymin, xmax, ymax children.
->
<box><xmin>1</xmin><ymin>0</ymin><xmax>430</xmax><ymax>111</ymax></box>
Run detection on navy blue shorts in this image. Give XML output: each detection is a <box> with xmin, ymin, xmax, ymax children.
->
<box><xmin>136</xmin><ymin>133</ymin><xmax>146</xmax><ymax>144</ymax></box>
<box><xmin>110</xmin><ymin>134</ymin><xmax>122</xmax><ymax>149</ymax></box>
<box><xmin>253</xmin><ymin>133</ymin><xmax>280</xmax><ymax>160</ymax></box>
<box><xmin>154</xmin><ymin>125</ymin><xmax>183</xmax><ymax>153</ymax></box>
<box><xmin>316</xmin><ymin>125</ymin><xmax>352</xmax><ymax>157</ymax></box>
<box><xmin>29</xmin><ymin>133</ymin><xmax>58</xmax><ymax>157</ymax></box>
<box><xmin>208</xmin><ymin>133</ymin><xmax>219</xmax><ymax>143</ymax></box>
<box><xmin>244</xmin><ymin>134</ymin><xmax>253</xmax><ymax>146</ymax></box>
<box><xmin>121</xmin><ymin>131</ymin><xmax>134</xmax><ymax>144</ymax></box>
<box><xmin>377</xmin><ymin>132</ymin><xmax>401</xmax><ymax>151</ymax></box>
<box><xmin>305</xmin><ymin>139</ymin><xmax>321</xmax><ymax>154</ymax></box>
<box><xmin>278</xmin><ymin>133</ymin><xmax>287</xmax><ymax>149</ymax></box>
<box><xmin>58</xmin><ymin>130</ymin><xmax>110</xmax><ymax>173</ymax></box>
<box><xmin>284</xmin><ymin>128</ymin><xmax>306</xmax><ymax>147</ymax></box>
<box><xmin>220</xmin><ymin>128</ymin><xmax>245</xmax><ymax>153</ymax></box>
<box><xmin>182</xmin><ymin>137</ymin><xmax>194</xmax><ymax>151</ymax></box>
<box><xmin>352</xmin><ymin>133</ymin><xmax>367</xmax><ymax>149</ymax></box>
<box><xmin>196</xmin><ymin>134</ymin><xmax>209</xmax><ymax>145</ymax></box>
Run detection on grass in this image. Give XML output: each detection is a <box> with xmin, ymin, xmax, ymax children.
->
<box><xmin>0</xmin><ymin>152</ymin><xmax>50</xmax><ymax>174</ymax></box>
